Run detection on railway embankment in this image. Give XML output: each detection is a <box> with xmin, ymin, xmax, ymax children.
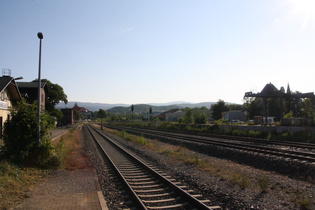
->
<box><xmin>89</xmin><ymin>124</ymin><xmax>315</xmax><ymax>209</ymax></box>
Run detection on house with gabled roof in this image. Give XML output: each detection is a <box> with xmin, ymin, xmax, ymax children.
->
<box><xmin>154</xmin><ymin>108</ymin><xmax>185</xmax><ymax>122</ymax></box>
<box><xmin>0</xmin><ymin>76</ymin><xmax>22</xmax><ymax>138</ymax></box>
<box><xmin>73</xmin><ymin>103</ymin><xmax>91</xmax><ymax>120</ymax></box>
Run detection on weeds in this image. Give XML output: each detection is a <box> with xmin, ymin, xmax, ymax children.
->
<box><xmin>290</xmin><ymin>191</ymin><xmax>313</xmax><ymax>210</ymax></box>
<box><xmin>231</xmin><ymin>173</ymin><xmax>250</xmax><ymax>189</ymax></box>
<box><xmin>0</xmin><ymin>161</ymin><xmax>48</xmax><ymax>209</ymax></box>
<box><xmin>257</xmin><ymin>175</ymin><xmax>270</xmax><ymax>193</ymax></box>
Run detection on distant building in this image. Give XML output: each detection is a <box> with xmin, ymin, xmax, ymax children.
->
<box><xmin>155</xmin><ymin>108</ymin><xmax>185</xmax><ymax>122</ymax></box>
<box><xmin>60</xmin><ymin>108</ymin><xmax>74</xmax><ymax>125</ymax></box>
<box><xmin>222</xmin><ymin>110</ymin><xmax>247</xmax><ymax>122</ymax></box>
<box><xmin>17</xmin><ymin>81</ymin><xmax>47</xmax><ymax>111</ymax></box>
<box><xmin>244</xmin><ymin>82</ymin><xmax>315</xmax><ymax>124</ymax></box>
<box><xmin>73</xmin><ymin>103</ymin><xmax>91</xmax><ymax>120</ymax></box>
<box><xmin>0</xmin><ymin>76</ymin><xmax>22</xmax><ymax>138</ymax></box>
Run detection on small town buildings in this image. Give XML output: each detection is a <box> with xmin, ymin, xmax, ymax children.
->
<box><xmin>0</xmin><ymin>76</ymin><xmax>22</xmax><ymax>138</ymax></box>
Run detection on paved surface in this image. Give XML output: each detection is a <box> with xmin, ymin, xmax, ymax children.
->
<box><xmin>15</xmin><ymin>191</ymin><xmax>106</xmax><ymax>210</ymax></box>
<box><xmin>14</xmin><ymin>125</ymin><xmax>108</xmax><ymax>210</ymax></box>
<box><xmin>50</xmin><ymin>126</ymin><xmax>75</xmax><ymax>141</ymax></box>
<box><xmin>14</xmin><ymin>170</ymin><xmax>108</xmax><ymax>210</ymax></box>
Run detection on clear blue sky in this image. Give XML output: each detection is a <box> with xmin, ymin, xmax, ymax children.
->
<box><xmin>1</xmin><ymin>0</ymin><xmax>315</xmax><ymax>105</ymax></box>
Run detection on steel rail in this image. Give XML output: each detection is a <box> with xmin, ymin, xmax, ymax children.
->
<box><xmin>86</xmin><ymin>124</ymin><xmax>219</xmax><ymax>210</ymax></box>
<box><xmin>86</xmin><ymin>125</ymin><xmax>147</xmax><ymax>209</ymax></box>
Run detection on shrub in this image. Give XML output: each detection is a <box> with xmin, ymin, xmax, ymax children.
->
<box><xmin>3</xmin><ymin>101</ymin><xmax>60</xmax><ymax>169</ymax></box>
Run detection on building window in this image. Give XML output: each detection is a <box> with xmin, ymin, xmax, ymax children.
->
<box><xmin>1</xmin><ymin>92</ymin><xmax>4</xmax><ymax>101</ymax></box>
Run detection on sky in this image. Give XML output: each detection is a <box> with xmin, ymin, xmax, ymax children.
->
<box><xmin>1</xmin><ymin>0</ymin><xmax>315</xmax><ymax>105</ymax></box>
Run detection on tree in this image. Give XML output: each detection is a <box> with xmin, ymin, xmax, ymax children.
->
<box><xmin>33</xmin><ymin>79</ymin><xmax>68</xmax><ymax>121</ymax></box>
<box><xmin>3</xmin><ymin>100</ymin><xmax>60</xmax><ymax>168</ymax></box>
<box><xmin>299</xmin><ymin>98</ymin><xmax>315</xmax><ymax>125</ymax></box>
<box><xmin>193</xmin><ymin>108</ymin><xmax>208</xmax><ymax>124</ymax></box>
<box><xmin>228</xmin><ymin>103</ymin><xmax>243</xmax><ymax>110</ymax></box>
<box><xmin>210</xmin><ymin>100</ymin><xmax>229</xmax><ymax>120</ymax></box>
<box><xmin>268</xmin><ymin>97</ymin><xmax>282</xmax><ymax>121</ymax></box>
<box><xmin>243</xmin><ymin>97</ymin><xmax>264</xmax><ymax>119</ymax></box>
<box><xmin>73</xmin><ymin>109</ymin><xmax>81</xmax><ymax>121</ymax></box>
<box><xmin>149</xmin><ymin>106</ymin><xmax>152</xmax><ymax>121</ymax></box>
<box><xmin>181</xmin><ymin>108</ymin><xmax>194</xmax><ymax>124</ymax></box>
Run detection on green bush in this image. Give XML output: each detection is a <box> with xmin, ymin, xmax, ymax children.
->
<box><xmin>3</xmin><ymin>101</ymin><xmax>61</xmax><ymax>169</ymax></box>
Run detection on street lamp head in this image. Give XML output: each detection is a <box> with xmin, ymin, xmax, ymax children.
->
<box><xmin>37</xmin><ymin>32</ymin><xmax>43</xmax><ymax>39</ymax></box>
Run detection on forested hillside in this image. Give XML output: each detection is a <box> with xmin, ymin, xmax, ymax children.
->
<box><xmin>107</xmin><ymin>104</ymin><xmax>180</xmax><ymax>114</ymax></box>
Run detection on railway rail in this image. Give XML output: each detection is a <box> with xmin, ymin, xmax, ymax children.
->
<box><xmin>103</xmin><ymin>124</ymin><xmax>315</xmax><ymax>163</ymax></box>
<box><xmin>86</xmin><ymin>124</ymin><xmax>221</xmax><ymax>210</ymax></box>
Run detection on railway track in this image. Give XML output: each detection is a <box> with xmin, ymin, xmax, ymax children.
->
<box><xmin>103</xmin><ymin>125</ymin><xmax>315</xmax><ymax>163</ymax></box>
<box><xmin>86</xmin><ymin>124</ymin><xmax>220</xmax><ymax>210</ymax></box>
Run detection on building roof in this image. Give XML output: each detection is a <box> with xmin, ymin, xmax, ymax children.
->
<box><xmin>260</xmin><ymin>83</ymin><xmax>279</xmax><ymax>96</ymax></box>
<box><xmin>0</xmin><ymin>76</ymin><xmax>13</xmax><ymax>92</ymax></box>
<box><xmin>17</xmin><ymin>81</ymin><xmax>47</xmax><ymax>88</ymax></box>
<box><xmin>0</xmin><ymin>76</ymin><xmax>22</xmax><ymax>101</ymax></box>
<box><xmin>73</xmin><ymin>103</ymin><xmax>90</xmax><ymax>112</ymax></box>
<box><xmin>244</xmin><ymin>82</ymin><xmax>315</xmax><ymax>99</ymax></box>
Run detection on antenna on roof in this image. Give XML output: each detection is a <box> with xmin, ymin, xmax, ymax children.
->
<box><xmin>2</xmin><ymin>68</ymin><xmax>11</xmax><ymax>77</ymax></box>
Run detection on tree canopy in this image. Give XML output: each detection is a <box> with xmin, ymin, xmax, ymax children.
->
<box><xmin>210</xmin><ymin>100</ymin><xmax>229</xmax><ymax>120</ymax></box>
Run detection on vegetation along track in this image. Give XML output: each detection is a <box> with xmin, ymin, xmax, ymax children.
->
<box><xmin>104</xmin><ymin>125</ymin><xmax>315</xmax><ymax>163</ymax></box>
<box><xmin>102</xmin><ymin>124</ymin><xmax>315</xmax><ymax>182</ymax></box>
<box><xmin>86</xmin><ymin>124</ymin><xmax>221</xmax><ymax>210</ymax></box>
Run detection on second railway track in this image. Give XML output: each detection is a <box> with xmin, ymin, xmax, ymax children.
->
<box><xmin>86</xmin><ymin>124</ymin><xmax>221</xmax><ymax>210</ymax></box>
<box><xmin>104</xmin><ymin>125</ymin><xmax>315</xmax><ymax>163</ymax></box>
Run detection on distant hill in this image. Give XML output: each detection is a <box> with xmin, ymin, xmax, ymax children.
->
<box><xmin>107</xmin><ymin>104</ymin><xmax>181</xmax><ymax>114</ymax></box>
<box><xmin>176</xmin><ymin>102</ymin><xmax>215</xmax><ymax>108</ymax></box>
<box><xmin>56</xmin><ymin>101</ymin><xmax>220</xmax><ymax>112</ymax></box>
<box><xmin>56</xmin><ymin>102</ymin><xmax>129</xmax><ymax>112</ymax></box>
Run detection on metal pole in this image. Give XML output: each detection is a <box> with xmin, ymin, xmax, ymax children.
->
<box><xmin>37</xmin><ymin>32</ymin><xmax>43</xmax><ymax>145</ymax></box>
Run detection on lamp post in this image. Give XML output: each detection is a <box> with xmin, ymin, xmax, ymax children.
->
<box><xmin>37</xmin><ymin>32</ymin><xmax>43</xmax><ymax>145</ymax></box>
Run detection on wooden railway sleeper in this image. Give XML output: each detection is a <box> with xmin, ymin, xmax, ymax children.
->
<box><xmin>142</xmin><ymin>196</ymin><xmax>182</xmax><ymax>204</ymax></box>
<box><xmin>147</xmin><ymin>203</ymin><xmax>189</xmax><ymax>210</ymax></box>
<box><xmin>131</xmin><ymin>184</ymin><xmax>164</xmax><ymax>189</ymax></box>
<box><xmin>124</xmin><ymin>174</ymin><xmax>151</xmax><ymax>178</ymax></box>
<box><xmin>139</xmin><ymin>192</ymin><xmax>175</xmax><ymax>198</ymax></box>
<box><xmin>135</xmin><ymin>188</ymin><xmax>168</xmax><ymax>193</ymax></box>
<box><xmin>126</xmin><ymin>177</ymin><xmax>155</xmax><ymax>182</ymax></box>
<box><xmin>130</xmin><ymin>180</ymin><xmax>159</xmax><ymax>185</ymax></box>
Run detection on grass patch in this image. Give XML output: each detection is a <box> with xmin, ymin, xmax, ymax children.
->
<box><xmin>231</xmin><ymin>173</ymin><xmax>250</xmax><ymax>189</ymax></box>
<box><xmin>290</xmin><ymin>191</ymin><xmax>313</xmax><ymax>210</ymax></box>
<box><xmin>257</xmin><ymin>175</ymin><xmax>270</xmax><ymax>193</ymax></box>
<box><xmin>0</xmin><ymin>126</ymin><xmax>82</xmax><ymax>209</ymax></box>
<box><xmin>0</xmin><ymin>161</ymin><xmax>48</xmax><ymax>209</ymax></box>
<box><xmin>52</xmin><ymin>126</ymin><xmax>87</xmax><ymax>170</ymax></box>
